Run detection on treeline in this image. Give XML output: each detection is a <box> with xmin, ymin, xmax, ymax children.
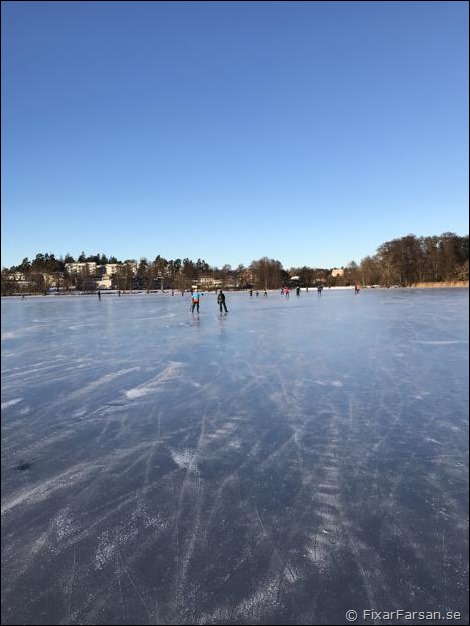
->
<box><xmin>1</xmin><ymin>232</ymin><xmax>468</xmax><ymax>295</ymax></box>
<box><xmin>1</xmin><ymin>252</ymin><xmax>324</xmax><ymax>294</ymax></box>
<box><xmin>358</xmin><ymin>233</ymin><xmax>468</xmax><ymax>286</ymax></box>
<box><xmin>7</xmin><ymin>251</ymin><xmax>120</xmax><ymax>274</ymax></box>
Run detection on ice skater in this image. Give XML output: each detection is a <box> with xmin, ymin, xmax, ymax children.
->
<box><xmin>191</xmin><ymin>289</ymin><xmax>200</xmax><ymax>313</ymax></box>
<box><xmin>355</xmin><ymin>283</ymin><xmax>360</xmax><ymax>295</ymax></box>
<box><xmin>264</xmin><ymin>288</ymin><xmax>268</xmax><ymax>297</ymax></box>
<box><xmin>317</xmin><ymin>284</ymin><xmax>323</xmax><ymax>295</ymax></box>
<box><xmin>217</xmin><ymin>290</ymin><xmax>228</xmax><ymax>313</ymax></box>
<box><xmin>98</xmin><ymin>289</ymin><xmax>101</xmax><ymax>300</ymax></box>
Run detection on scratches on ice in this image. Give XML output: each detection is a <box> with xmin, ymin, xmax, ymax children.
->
<box><xmin>68</xmin><ymin>367</ymin><xmax>141</xmax><ymax>399</ymax></box>
<box><xmin>1</xmin><ymin>290</ymin><xmax>468</xmax><ymax>625</ymax></box>
<box><xmin>1</xmin><ymin>461</ymin><xmax>99</xmax><ymax>517</ymax></box>
<box><xmin>125</xmin><ymin>362</ymin><xmax>184</xmax><ymax>399</ymax></box>
<box><xmin>1</xmin><ymin>397</ymin><xmax>23</xmax><ymax>410</ymax></box>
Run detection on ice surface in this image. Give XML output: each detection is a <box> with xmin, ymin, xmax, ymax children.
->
<box><xmin>1</xmin><ymin>289</ymin><xmax>469</xmax><ymax>625</ymax></box>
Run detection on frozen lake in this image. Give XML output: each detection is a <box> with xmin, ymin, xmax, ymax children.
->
<box><xmin>1</xmin><ymin>289</ymin><xmax>468</xmax><ymax>625</ymax></box>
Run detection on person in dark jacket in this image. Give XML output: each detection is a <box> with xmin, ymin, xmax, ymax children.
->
<box><xmin>217</xmin><ymin>290</ymin><xmax>228</xmax><ymax>313</ymax></box>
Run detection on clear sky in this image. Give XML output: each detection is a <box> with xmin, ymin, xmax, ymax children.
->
<box><xmin>1</xmin><ymin>1</ymin><xmax>468</xmax><ymax>270</ymax></box>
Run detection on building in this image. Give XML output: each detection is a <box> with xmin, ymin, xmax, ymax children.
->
<box><xmin>331</xmin><ymin>268</ymin><xmax>344</xmax><ymax>277</ymax></box>
<box><xmin>199</xmin><ymin>276</ymin><xmax>223</xmax><ymax>289</ymax></box>
<box><xmin>96</xmin><ymin>276</ymin><xmax>113</xmax><ymax>289</ymax></box>
<box><xmin>105</xmin><ymin>263</ymin><xmax>120</xmax><ymax>276</ymax></box>
<box><xmin>65</xmin><ymin>262</ymin><xmax>97</xmax><ymax>275</ymax></box>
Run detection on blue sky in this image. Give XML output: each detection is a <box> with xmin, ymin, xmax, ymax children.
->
<box><xmin>1</xmin><ymin>1</ymin><xmax>468</xmax><ymax>270</ymax></box>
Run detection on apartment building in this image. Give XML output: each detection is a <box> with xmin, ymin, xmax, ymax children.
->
<box><xmin>65</xmin><ymin>262</ymin><xmax>97</xmax><ymax>275</ymax></box>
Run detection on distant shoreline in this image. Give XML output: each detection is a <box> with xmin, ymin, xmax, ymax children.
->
<box><xmin>1</xmin><ymin>281</ymin><xmax>468</xmax><ymax>298</ymax></box>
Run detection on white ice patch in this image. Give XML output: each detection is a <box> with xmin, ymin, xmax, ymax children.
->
<box><xmin>305</xmin><ymin>532</ymin><xmax>331</xmax><ymax>565</ymax></box>
<box><xmin>314</xmin><ymin>380</ymin><xmax>343</xmax><ymax>387</ymax></box>
<box><xmin>2</xmin><ymin>325</ymin><xmax>44</xmax><ymax>339</ymax></box>
<box><xmin>132</xmin><ymin>500</ymin><xmax>168</xmax><ymax>531</ymax></box>
<box><xmin>94</xmin><ymin>525</ymin><xmax>138</xmax><ymax>570</ymax></box>
<box><xmin>284</xmin><ymin>565</ymin><xmax>299</xmax><ymax>583</ymax></box>
<box><xmin>207</xmin><ymin>423</ymin><xmax>235</xmax><ymax>441</ymax></box>
<box><xmin>237</xmin><ymin>575</ymin><xmax>280</xmax><ymax>618</ymax></box>
<box><xmin>125</xmin><ymin>362</ymin><xmax>184</xmax><ymax>399</ymax></box>
<box><xmin>425</xmin><ymin>437</ymin><xmax>443</xmax><ymax>445</ymax></box>
<box><xmin>1</xmin><ymin>398</ymin><xmax>22</xmax><ymax>410</ymax></box>
<box><xmin>171</xmin><ymin>448</ymin><xmax>197</xmax><ymax>470</ymax></box>
<box><xmin>52</xmin><ymin>509</ymin><xmax>75</xmax><ymax>541</ymax></box>
<box><xmin>411</xmin><ymin>340</ymin><xmax>467</xmax><ymax>345</ymax></box>
<box><xmin>66</xmin><ymin>367</ymin><xmax>140</xmax><ymax>402</ymax></box>
<box><xmin>94</xmin><ymin>531</ymin><xmax>116</xmax><ymax>569</ymax></box>
<box><xmin>126</xmin><ymin>388</ymin><xmax>151</xmax><ymax>399</ymax></box>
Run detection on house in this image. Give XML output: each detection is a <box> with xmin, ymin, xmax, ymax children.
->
<box><xmin>96</xmin><ymin>276</ymin><xmax>113</xmax><ymax>289</ymax></box>
<box><xmin>331</xmin><ymin>268</ymin><xmax>344</xmax><ymax>277</ymax></box>
<box><xmin>199</xmin><ymin>276</ymin><xmax>223</xmax><ymax>289</ymax></box>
